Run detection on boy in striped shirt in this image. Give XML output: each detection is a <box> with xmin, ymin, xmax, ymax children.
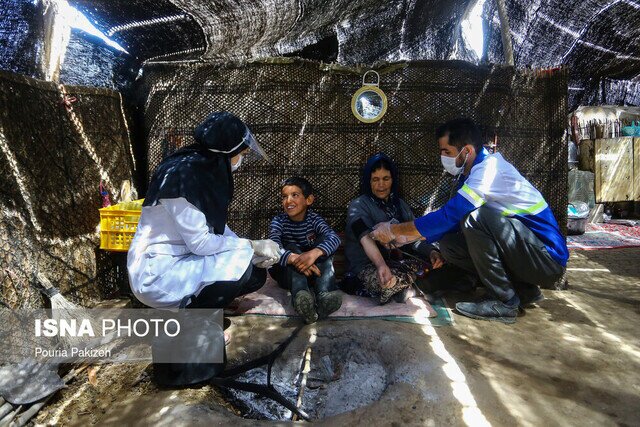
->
<box><xmin>269</xmin><ymin>177</ymin><xmax>342</xmax><ymax>324</ymax></box>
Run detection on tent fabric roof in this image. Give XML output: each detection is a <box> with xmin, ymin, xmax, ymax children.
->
<box><xmin>69</xmin><ymin>0</ymin><xmax>206</xmax><ymax>61</ymax></box>
<box><xmin>66</xmin><ymin>0</ymin><xmax>640</xmax><ymax>105</ymax></box>
<box><xmin>485</xmin><ymin>0</ymin><xmax>640</xmax><ymax>80</ymax></box>
<box><xmin>483</xmin><ymin>0</ymin><xmax>640</xmax><ymax>107</ymax></box>
<box><xmin>69</xmin><ymin>0</ymin><xmax>474</xmax><ymax>64</ymax></box>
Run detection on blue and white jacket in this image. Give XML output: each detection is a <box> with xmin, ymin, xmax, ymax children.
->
<box><xmin>414</xmin><ymin>148</ymin><xmax>569</xmax><ymax>267</ymax></box>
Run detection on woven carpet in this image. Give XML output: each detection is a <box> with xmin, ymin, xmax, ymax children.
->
<box><xmin>567</xmin><ymin>223</ymin><xmax>640</xmax><ymax>250</ymax></box>
<box><xmin>229</xmin><ymin>276</ymin><xmax>453</xmax><ymax>326</ymax></box>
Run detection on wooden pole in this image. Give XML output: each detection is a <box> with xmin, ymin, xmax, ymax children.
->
<box><xmin>292</xmin><ymin>346</ymin><xmax>313</xmax><ymax>421</ymax></box>
<box><xmin>495</xmin><ymin>0</ymin><xmax>515</xmax><ymax>66</ymax></box>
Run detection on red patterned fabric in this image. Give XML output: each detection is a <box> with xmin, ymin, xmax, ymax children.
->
<box><xmin>567</xmin><ymin>224</ymin><xmax>640</xmax><ymax>250</ymax></box>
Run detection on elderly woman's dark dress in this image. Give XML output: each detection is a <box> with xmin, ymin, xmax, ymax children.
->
<box><xmin>342</xmin><ymin>153</ymin><xmax>436</xmax><ymax>303</ymax></box>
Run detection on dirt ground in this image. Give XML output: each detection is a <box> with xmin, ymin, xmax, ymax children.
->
<box><xmin>35</xmin><ymin>248</ymin><xmax>640</xmax><ymax>426</ymax></box>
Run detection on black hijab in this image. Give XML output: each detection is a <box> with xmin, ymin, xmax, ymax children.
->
<box><xmin>144</xmin><ymin>112</ymin><xmax>253</xmax><ymax>234</ymax></box>
<box><xmin>360</xmin><ymin>152</ymin><xmax>407</xmax><ymax>222</ymax></box>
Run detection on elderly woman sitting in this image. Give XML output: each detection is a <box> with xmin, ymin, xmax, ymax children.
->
<box><xmin>341</xmin><ymin>153</ymin><xmax>443</xmax><ymax>303</ymax></box>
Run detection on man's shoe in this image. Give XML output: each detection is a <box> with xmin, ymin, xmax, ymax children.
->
<box><xmin>316</xmin><ymin>291</ymin><xmax>342</xmax><ymax>319</ymax></box>
<box><xmin>294</xmin><ymin>290</ymin><xmax>318</xmax><ymax>324</ymax></box>
<box><xmin>455</xmin><ymin>299</ymin><xmax>518</xmax><ymax>324</ymax></box>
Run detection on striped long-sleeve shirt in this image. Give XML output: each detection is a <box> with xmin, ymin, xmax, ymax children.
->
<box><xmin>269</xmin><ymin>210</ymin><xmax>341</xmax><ymax>266</ymax></box>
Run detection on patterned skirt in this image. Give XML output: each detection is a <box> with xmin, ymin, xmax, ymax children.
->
<box><xmin>356</xmin><ymin>259</ymin><xmax>424</xmax><ymax>304</ymax></box>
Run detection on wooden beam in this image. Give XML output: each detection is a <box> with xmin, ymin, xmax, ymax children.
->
<box><xmin>495</xmin><ymin>0</ymin><xmax>515</xmax><ymax>66</ymax></box>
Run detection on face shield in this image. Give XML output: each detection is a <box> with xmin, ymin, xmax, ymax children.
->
<box><xmin>241</xmin><ymin>129</ymin><xmax>271</xmax><ymax>164</ymax></box>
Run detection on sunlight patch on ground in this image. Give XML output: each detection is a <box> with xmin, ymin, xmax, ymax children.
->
<box><xmin>421</xmin><ymin>324</ymin><xmax>491</xmax><ymax>427</ymax></box>
<box><xmin>561</xmin><ymin>292</ymin><xmax>640</xmax><ymax>362</ymax></box>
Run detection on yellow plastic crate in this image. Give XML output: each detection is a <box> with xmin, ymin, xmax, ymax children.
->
<box><xmin>99</xmin><ymin>199</ymin><xmax>144</xmax><ymax>252</ymax></box>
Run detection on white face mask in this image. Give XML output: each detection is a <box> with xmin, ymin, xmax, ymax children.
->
<box><xmin>441</xmin><ymin>150</ymin><xmax>467</xmax><ymax>176</ymax></box>
<box><xmin>231</xmin><ymin>154</ymin><xmax>243</xmax><ymax>172</ymax></box>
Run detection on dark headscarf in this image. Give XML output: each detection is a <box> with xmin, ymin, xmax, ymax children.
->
<box><xmin>143</xmin><ymin>112</ymin><xmax>253</xmax><ymax>234</ymax></box>
<box><xmin>360</xmin><ymin>152</ymin><xmax>408</xmax><ymax>222</ymax></box>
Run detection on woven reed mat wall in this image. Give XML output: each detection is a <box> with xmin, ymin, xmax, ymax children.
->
<box><xmin>140</xmin><ymin>59</ymin><xmax>568</xmax><ymax>242</ymax></box>
<box><xmin>0</xmin><ymin>71</ymin><xmax>136</xmax><ymax>309</ymax></box>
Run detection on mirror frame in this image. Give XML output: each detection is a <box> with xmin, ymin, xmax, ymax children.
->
<box><xmin>351</xmin><ymin>71</ymin><xmax>388</xmax><ymax>123</ymax></box>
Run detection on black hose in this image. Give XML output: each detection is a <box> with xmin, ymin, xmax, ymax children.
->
<box><xmin>211</xmin><ymin>325</ymin><xmax>310</xmax><ymax>420</ymax></box>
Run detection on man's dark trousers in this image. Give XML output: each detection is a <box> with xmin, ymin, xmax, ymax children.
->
<box><xmin>439</xmin><ymin>206</ymin><xmax>564</xmax><ymax>303</ymax></box>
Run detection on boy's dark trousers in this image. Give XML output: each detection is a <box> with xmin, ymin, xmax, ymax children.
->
<box><xmin>269</xmin><ymin>243</ymin><xmax>336</xmax><ymax>301</ymax></box>
<box><xmin>439</xmin><ymin>206</ymin><xmax>564</xmax><ymax>303</ymax></box>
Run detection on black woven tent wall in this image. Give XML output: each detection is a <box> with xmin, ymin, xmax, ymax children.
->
<box><xmin>0</xmin><ymin>70</ymin><xmax>136</xmax><ymax>309</ymax></box>
<box><xmin>139</xmin><ymin>59</ymin><xmax>567</xmax><ymax>241</ymax></box>
<box><xmin>59</xmin><ymin>29</ymin><xmax>132</xmax><ymax>91</ymax></box>
<box><xmin>0</xmin><ymin>0</ymin><xmax>44</xmax><ymax>78</ymax></box>
<box><xmin>482</xmin><ymin>0</ymin><xmax>640</xmax><ymax>110</ymax></box>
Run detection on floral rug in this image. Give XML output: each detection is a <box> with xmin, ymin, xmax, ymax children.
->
<box><xmin>567</xmin><ymin>223</ymin><xmax>640</xmax><ymax>250</ymax></box>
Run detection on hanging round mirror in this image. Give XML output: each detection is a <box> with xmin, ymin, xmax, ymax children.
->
<box><xmin>351</xmin><ymin>70</ymin><xmax>387</xmax><ymax>123</ymax></box>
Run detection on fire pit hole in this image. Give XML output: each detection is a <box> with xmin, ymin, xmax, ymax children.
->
<box><xmin>222</xmin><ymin>334</ymin><xmax>390</xmax><ymax>420</ymax></box>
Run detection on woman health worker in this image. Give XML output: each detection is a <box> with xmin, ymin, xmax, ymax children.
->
<box><xmin>127</xmin><ymin>112</ymin><xmax>281</xmax><ymax>311</ymax></box>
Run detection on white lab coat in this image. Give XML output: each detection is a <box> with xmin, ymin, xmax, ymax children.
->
<box><xmin>127</xmin><ymin>197</ymin><xmax>254</xmax><ymax>309</ymax></box>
